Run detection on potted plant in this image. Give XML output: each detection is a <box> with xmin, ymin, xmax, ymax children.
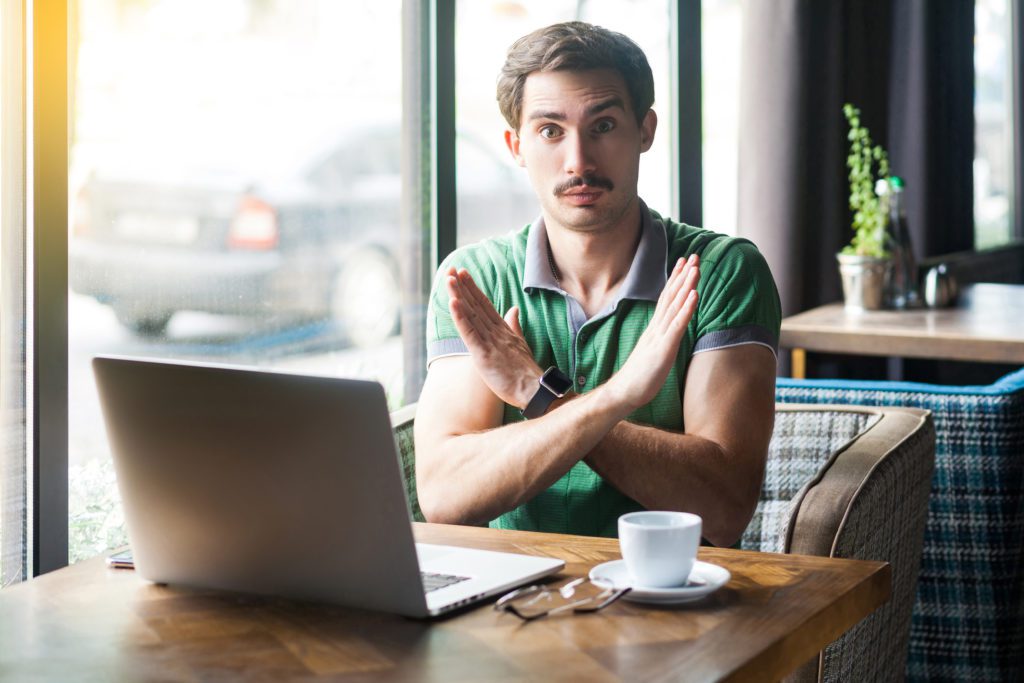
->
<box><xmin>838</xmin><ymin>103</ymin><xmax>891</xmax><ymax>310</ymax></box>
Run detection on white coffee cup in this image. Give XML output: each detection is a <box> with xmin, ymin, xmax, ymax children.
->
<box><xmin>618</xmin><ymin>511</ymin><xmax>702</xmax><ymax>588</ymax></box>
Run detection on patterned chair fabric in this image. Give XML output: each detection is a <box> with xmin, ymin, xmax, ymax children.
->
<box><xmin>390</xmin><ymin>403</ymin><xmax>423</xmax><ymax>522</ymax></box>
<box><xmin>392</xmin><ymin>402</ymin><xmax>935</xmax><ymax>683</ymax></box>
<box><xmin>776</xmin><ymin>367</ymin><xmax>1024</xmax><ymax>682</ymax></box>
<box><xmin>747</xmin><ymin>405</ymin><xmax>934</xmax><ymax>683</ymax></box>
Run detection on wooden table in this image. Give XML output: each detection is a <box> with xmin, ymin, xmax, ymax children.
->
<box><xmin>0</xmin><ymin>524</ymin><xmax>890</xmax><ymax>682</ymax></box>
<box><xmin>781</xmin><ymin>283</ymin><xmax>1024</xmax><ymax>378</ymax></box>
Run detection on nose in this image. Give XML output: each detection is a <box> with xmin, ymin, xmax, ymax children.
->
<box><xmin>563</xmin><ymin>130</ymin><xmax>597</xmax><ymax>177</ymax></box>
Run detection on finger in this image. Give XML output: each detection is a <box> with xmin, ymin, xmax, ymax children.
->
<box><xmin>662</xmin><ymin>255</ymin><xmax>696</xmax><ymax>305</ymax></box>
<box><xmin>503</xmin><ymin>306</ymin><xmax>524</xmax><ymax>337</ymax></box>
<box><xmin>652</xmin><ymin>258</ymin><xmax>684</xmax><ymax>324</ymax></box>
<box><xmin>445</xmin><ymin>273</ymin><xmax>461</xmax><ymax>304</ymax></box>
<box><xmin>653</xmin><ymin>256</ymin><xmax>691</xmax><ymax>326</ymax></box>
<box><xmin>458</xmin><ymin>269</ymin><xmax>505</xmax><ymax>331</ymax></box>
<box><xmin>448</xmin><ymin>298</ymin><xmax>486</xmax><ymax>346</ymax></box>
<box><xmin>450</xmin><ymin>270</ymin><xmax>493</xmax><ymax>330</ymax></box>
<box><xmin>669</xmin><ymin>289</ymin><xmax>699</xmax><ymax>333</ymax></box>
<box><xmin>658</xmin><ymin>263</ymin><xmax>700</xmax><ymax>333</ymax></box>
<box><xmin>447</xmin><ymin>273</ymin><xmax>489</xmax><ymax>333</ymax></box>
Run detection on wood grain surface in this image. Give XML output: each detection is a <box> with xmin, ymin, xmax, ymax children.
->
<box><xmin>0</xmin><ymin>523</ymin><xmax>890</xmax><ymax>682</ymax></box>
<box><xmin>780</xmin><ymin>283</ymin><xmax>1024</xmax><ymax>364</ymax></box>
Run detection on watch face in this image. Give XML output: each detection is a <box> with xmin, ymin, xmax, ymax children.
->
<box><xmin>542</xmin><ymin>368</ymin><xmax>573</xmax><ymax>396</ymax></box>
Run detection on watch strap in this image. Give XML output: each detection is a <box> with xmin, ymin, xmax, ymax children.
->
<box><xmin>521</xmin><ymin>367</ymin><xmax>571</xmax><ymax>419</ymax></box>
<box><xmin>522</xmin><ymin>382</ymin><xmax>558</xmax><ymax>419</ymax></box>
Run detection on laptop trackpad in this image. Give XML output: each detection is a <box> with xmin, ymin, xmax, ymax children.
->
<box><xmin>415</xmin><ymin>544</ymin><xmax>456</xmax><ymax>564</ymax></box>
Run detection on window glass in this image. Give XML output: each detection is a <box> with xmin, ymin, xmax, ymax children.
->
<box><xmin>1</xmin><ymin>0</ymin><xmax>28</xmax><ymax>587</ymax></box>
<box><xmin>455</xmin><ymin>0</ymin><xmax>673</xmax><ymax>246</ymax></box>
<box><xmin>701</xmin><ymin>0</ymin><xmax>741</xmax><ymax>235</ymax></box>
<box><xmin>974</xmin><ymin>0</ymin><xmax>1015</xmax><ymax>249</ymax></box>
<box><xmin>68</xmin><ymin>0</ymin><xmax>405</xmax><ymax>562</ymax></box>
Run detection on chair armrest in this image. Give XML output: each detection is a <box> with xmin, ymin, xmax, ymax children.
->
<box><xmin>784</xmin><ymin>406</ymin><xmax>932</xmax><ymax>557</ymax></box>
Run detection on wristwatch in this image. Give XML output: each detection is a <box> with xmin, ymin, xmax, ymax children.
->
<box><xmin>522</xmin><ymin>366</ymin><xmax>573</xmax><ymax>419</ymax></box>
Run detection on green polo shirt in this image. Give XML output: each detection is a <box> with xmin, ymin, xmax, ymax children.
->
<box><xmin>425</xmin><ymin>202</ymin><xmax>781</xmax><ymax>537</ymax></box>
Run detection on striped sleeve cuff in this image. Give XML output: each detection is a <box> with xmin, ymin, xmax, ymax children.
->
<box><xmin>427</xmin><ymin>337</ymin><xmax>470</xmax><ymax>367</ymax></box>
<box><xmin>692</xmin><ymin>324</ymin><xmax>779</xmax><ymax>358</ymax></box>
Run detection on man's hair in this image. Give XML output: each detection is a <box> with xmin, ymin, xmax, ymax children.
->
<box><xmin>497</xmin><ymin>21</ymin><xmax>655</xmax><ymax>132</ymax></box>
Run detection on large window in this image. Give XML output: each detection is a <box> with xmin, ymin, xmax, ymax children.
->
<box><xmin>701</xmin><ymin>0</ymin><xmax>740</xmax><ymax>236</ymax></box>
<box><xmin>974</xmin><ymin>0</ymin><xmax>1017</xmax><ymax>248</ymax></box>
<box><xmin>8</xmin><ymin>0</ymin><xmax>716</xmax><ymax>573</ymax></box>
<box><xmin>67</xmin><ymin>0</ymin><xmax>407</xmax><ymax>562</ymax></box>
<box><xmin>455</xmin><ymin>0</ymin><xmax>674</xmax><ymax>246</ymax></box>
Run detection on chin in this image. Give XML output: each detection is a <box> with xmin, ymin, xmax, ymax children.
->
<box><xmin>553</xmin><ymin>208</ymin><xmax>608</xmax><ymax>231</ymax></box>
<box><xmin>549</xmin><ymin>200</ymin><xmax>629</xmax><ymax>232</ymax></box>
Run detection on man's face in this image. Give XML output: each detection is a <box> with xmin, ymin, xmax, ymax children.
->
<box><xmin>505</xmin><ymin>68</ymin><xmax>656</xmax><ymax>234</ymax></box>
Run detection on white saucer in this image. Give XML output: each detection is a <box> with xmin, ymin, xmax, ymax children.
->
<box><xmin>589</xmin><ymin>560</ymin><xmax>731</xmax><ymax>604</ymax></box>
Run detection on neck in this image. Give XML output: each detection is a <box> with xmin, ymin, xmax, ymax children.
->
<box><xmin>545</xmin><ymin>198</ymin><xmax>643</xmax><ymax>315</ymax></box>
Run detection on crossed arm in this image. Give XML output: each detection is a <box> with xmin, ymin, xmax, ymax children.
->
<box><xmin>414</xmin><ymin>255</ymin><xmax>776</xmax><ymax>546</ymax></box>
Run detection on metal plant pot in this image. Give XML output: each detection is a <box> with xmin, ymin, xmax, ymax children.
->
<box><xmin>837</xmin><ymin>253</ymin><xmax>892</xmax><ymax>310</ymax></box>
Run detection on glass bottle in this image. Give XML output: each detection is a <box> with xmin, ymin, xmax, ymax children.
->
<box><xmin>886</xmin><ymin>176</ymin><xmax>919</xmax><ymax>308</ymax></box>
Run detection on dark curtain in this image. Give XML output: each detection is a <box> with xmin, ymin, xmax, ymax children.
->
<box><xmin>888</xmin><ymin>0</ymin><xmax>975</xmax><ymax>257</ymax></box>
<box><xmin>738</xmin><ymin>0</ymin><xmax>975</xmax><ymax>317</ymax></box>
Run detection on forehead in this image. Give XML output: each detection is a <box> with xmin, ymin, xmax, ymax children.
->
<box><xmin>521</xmin><ymin>68</ymin><xmax>632</xmax><ymax>120</ymax></box>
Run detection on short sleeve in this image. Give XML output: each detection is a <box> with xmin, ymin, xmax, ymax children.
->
<box><xmin>692</xmin><ymin>239</ymin><xmax>781</xmax><ymax>356</ymax></box>
<box><xmin>426</xmin><ymin>242</ymin><xmax>512</xmax><ymax>365</ymax></box>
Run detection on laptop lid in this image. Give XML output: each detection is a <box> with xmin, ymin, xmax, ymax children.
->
<box><xmin>93</xmin><ymin>355</ymin><xmax>432</xmax><ymax>616</ymax></box>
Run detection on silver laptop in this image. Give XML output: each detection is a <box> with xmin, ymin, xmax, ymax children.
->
<box><xmin>93</xmin><ymin>355</ymin><xmax>563</xmax><ymax>617</ymax></box>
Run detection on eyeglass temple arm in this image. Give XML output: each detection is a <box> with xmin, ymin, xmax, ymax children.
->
<box><xmin>573</xmin><ymin>586</ymin><xmax>632</xmax><ymax>612</ymax></box>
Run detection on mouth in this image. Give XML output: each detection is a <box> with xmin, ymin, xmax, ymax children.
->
<box><xmin>561</xmin><ymin>188</ymin><xmax>605</xmax><ymax>205</ymax></box>
<box><xmin>554</xmin><ymin>174</ymin><xmax>614</xmax><ymax>206</ymax></box>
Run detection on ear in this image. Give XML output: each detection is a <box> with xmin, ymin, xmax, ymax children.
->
<box><xmin>504</xmin><ymin>128</ymin><xmax>526</xmax><ymax>167</ymax></box>
<box><xmin>639</xmin><ymin>109</ymin><xmax>657</xmax><ymax>153</ymax></box>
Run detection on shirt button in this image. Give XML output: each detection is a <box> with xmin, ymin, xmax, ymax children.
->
<box><xmin>577</xmin><ymin>375</ymin><xmax>586</xmax><ymax>387</ymax></box>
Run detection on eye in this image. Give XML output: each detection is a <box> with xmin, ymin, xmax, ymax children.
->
<box><xmin>593</xmin><ymin>118</ymin><xmax>616</xmax><ymax>134</ymax></box>
<box><xmin>539</xmin><ymin>125</ymin><xmax>562</xmax><ymax>140</ymax></box>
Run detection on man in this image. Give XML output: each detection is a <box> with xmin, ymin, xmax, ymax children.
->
<box><xmin>414</xmin><ymin>21</ymin><xmax>780</xmax><ymax>546</ymax></box>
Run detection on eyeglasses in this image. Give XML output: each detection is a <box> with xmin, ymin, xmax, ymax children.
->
<box><xmin>494</xmin><ymin>577</ymin><xmax>631</xmax><ymax>621</ymax></box>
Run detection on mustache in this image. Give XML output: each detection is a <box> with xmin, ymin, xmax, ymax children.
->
<box><xmin>553</xmin><ymin>174</ymin><xmax>614</xmax><ymax>196</ymax></box>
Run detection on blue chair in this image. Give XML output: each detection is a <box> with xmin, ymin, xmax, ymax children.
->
<box><xmin>776</xmin><ymin>367</ymin><xmax>1024</xmax><ymax>682</ymax></box>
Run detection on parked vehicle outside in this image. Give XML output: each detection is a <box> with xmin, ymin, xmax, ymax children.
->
<box><xmin>70</xmin><ymin>126</ymin><xmax>537</xmax><ymax>347</ymax></box>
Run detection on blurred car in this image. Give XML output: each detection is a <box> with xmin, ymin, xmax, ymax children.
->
<box><xmin>70</xmin><ymin>126</ymin><xmax>537</xmax><ymax>346</ymax></box>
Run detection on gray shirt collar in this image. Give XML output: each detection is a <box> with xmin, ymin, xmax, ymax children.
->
<box><xmin>522</xmin><ymin>200</ymin><xmax>667</xmax><ymax>303</ymax></box>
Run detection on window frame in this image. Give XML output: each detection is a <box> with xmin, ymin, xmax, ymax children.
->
<box><xmin>32</xmin><ymin>0</ymin><xmax>69</xmax><ymax>576</ymax></box>
<box><xmin>1014</xmin><ymin>0</ymin><xmax>1024</xmax><ymax>240</ymax></box>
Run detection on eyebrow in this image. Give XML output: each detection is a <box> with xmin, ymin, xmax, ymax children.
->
<box><xmin>525</xmin><ymin>96</ymin><xmax>627</xmax><ymax>123</ymax></box>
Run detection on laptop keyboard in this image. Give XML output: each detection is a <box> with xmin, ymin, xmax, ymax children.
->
<box><xmin>422</xmin><ymin>571</ymin><xmax>471</xmax><ymax>593</ymax></box>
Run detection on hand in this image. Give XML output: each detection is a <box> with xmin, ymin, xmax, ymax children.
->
<box><xmin>605</xmin><ymin>254</ymin><xmax>700</xmax><ymax>413</ymax></box>
<box><xmin>446</xmin><ymin>267</ymin><xmax>544</xmax><ymax>409</ymax></box>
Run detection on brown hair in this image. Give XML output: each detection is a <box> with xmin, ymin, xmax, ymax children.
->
<box><xmin>497</xmin><ymin>21</ymin><xmax>654</xmax><ymax>132</ymax></box>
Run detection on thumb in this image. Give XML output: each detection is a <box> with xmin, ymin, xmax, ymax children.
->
<box><xmin>504</xmin><ymin>306</ymin><xmax>523</xmax><ymax>336</ymax></box>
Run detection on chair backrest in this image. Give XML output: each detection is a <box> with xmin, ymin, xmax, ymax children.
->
<box><xmin>389</xmin><ymin>403</ymin><xmax>423</xmax><ymax>522</ymax></box>
<box><xmin>747</xmin><ymin>404</ymin><xmax>934</xmax><ymax>683</ymax></box>
<box><xmin>777</xmin><ymin>368</ymin><xmax>1024</xmax><ymax>683</ymax></box>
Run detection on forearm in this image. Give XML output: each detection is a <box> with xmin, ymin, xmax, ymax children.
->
<box><xmin>417</xmin><ymin>386</ymin><xmax>629</xmax><ymax>525</ymax></box>
<box><xmin>585</xmin><ymin>422</ymin><xmax>763</xmax><ymax>547</ymax></box>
